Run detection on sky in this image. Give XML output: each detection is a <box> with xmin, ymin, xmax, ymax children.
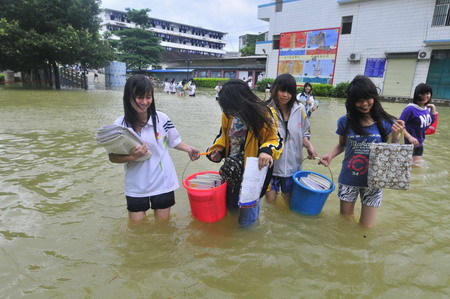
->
<box><xmin>99</xmin><ymin>0</ymin><xmax>270</xmax><ymax>52</ymax></box>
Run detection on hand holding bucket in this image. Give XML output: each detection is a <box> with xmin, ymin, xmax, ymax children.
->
<box><xmin>290</xmin><ymin>157</ymin><xmax>335</xmax><ymax>216</ymax></box>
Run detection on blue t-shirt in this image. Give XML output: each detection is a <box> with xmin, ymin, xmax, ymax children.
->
<box><xmin>336</xmin><ymin>115</ymin><xmax>393</xmax><ymax>187</ymax></box>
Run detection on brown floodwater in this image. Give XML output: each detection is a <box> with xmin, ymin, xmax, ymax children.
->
<box><xmin>0</xmin><ymin>85</ymin><xmax>449</xmax><ymax>297</ymax></box>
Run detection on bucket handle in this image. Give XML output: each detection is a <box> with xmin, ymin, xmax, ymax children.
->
<box><xmin>181</xmin><ymin>151</ymin><xmax>212</xmax><ymax>183</ymax></box>
<box><xmin>300</xmin><ymin>157</ymin><xmax>334</xmax><ymax>189</ymax></box>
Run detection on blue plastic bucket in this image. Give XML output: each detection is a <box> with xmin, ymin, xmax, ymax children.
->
<box><xmin>290</xmin><ymin>170</ymin><xmax>335</xmax><ymax>216</ymax></box>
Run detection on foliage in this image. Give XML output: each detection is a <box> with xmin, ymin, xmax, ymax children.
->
<box><xmin>113</xmin><ymin>29</ymin><xmax>164</xmax><ymax>70</ymax></box>
<box><xmin>125</xmin><ymin>8</ymin><xmax>151</xmax><ymax>28</ymax></box>
<box><xmin>240</xmin><ymin>33</ymin><xmax>266</xmax><ymax>57</ymax></box>
<box><xmin>310</xmin><ymin>84</ymin><xmax>334</xmax><ymax>97</ymax></box>
<box><xmin>0</xmin><ymin>0</ymin><xmax>115</xmax><ymax>88</ymax></box>
<box><xmin>193</xmin><ymin>78</ymin><xmax>229</xmax><ymax>88</ymax></box>
<box><xmin>0</xmin><ymin>73</ymin><xmax>4</xmax><ymax>82</ymax></box>
<box><xmin>256</xmin><ymin>78</ymin><xmax>274</xmax><ymax>92</ymax></box>
<box><xmin>331</xmin><ymin>81</ymin><xmax>350</xmax><ymax>98</ymax></box>
<box><xmin>256</xmin><ymin>79</ymin><xmax>347</xmax><ymax>98</ymax></box>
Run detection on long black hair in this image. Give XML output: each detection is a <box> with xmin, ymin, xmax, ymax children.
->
<box><xmin>269</xmin><ymin>73</ymin><xmax>298</xmax><ymax>139</ymax></box>
<box><xmin>302</xmin><ymin>82</ymin><xmax>313</xmax><ymax>94</ymax></box>
<box><xmin>218</xmin><ymin>79</ymin><xmax>273</xmax><ymax>141</ymax></box>
<box><xmin>413</xmin><ymin>83</ymin><xmax>433</xmax><ymax>105</ymax></box>
<box><xmin>345</xmin><ymin>75</ymin><xmax>394</xmax><ymax>142</ymax></box>
<box><xmin>270</xmin><ymin>73</ymin><xmax>298</xmax><ymax>115</ymax></box>
<box><xmin>122</xmin><ymin>74</ymin><xmax>158</xmax><ymax>137</ymax></box>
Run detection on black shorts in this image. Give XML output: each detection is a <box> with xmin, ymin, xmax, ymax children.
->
<box><xmin>413</xmin><ymin>146</ymin><xmax>424</xmax><ymax>156</ymax></box>
<box><xmin>126</xmin><ymin>191</ymin><xmax>175</xmax><ymax>212</ymax></box>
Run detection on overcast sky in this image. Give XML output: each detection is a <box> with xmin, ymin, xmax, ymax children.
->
<box><xmin>100</xmin><ymin>0</ymin><xmax>270</xmax><ymax>52</ymax></box>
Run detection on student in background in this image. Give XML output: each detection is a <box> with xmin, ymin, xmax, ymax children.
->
<box><xmin>93</xmin><ymin>69</ymin><xmax>99</xmax><ymax>83</ymax></box>
<box><xmin>189</xmin><ymin>80</ymin><xmax>196</xmax><ymax>97</ymax></box>
<box><xmin>108</xmin><ymin>75</ymin><xmax>200</xmax><ymax>221</ymax></box>
<box><xmin>163</xmin><ymin>78</ymin><xmax>170</xmax><ymax>94</ymax></box>
<box><xmin>214</xmin><ymin>81</ymin><xmax>223</xmax><ymax>100</ymax></box>
<box><xmin>319</xmin><ymin>75</ymin><xmax>404</xmax><ymax>228</ymax></box>
<box><xmin>169</xmin><ymin>79</ymin><xmax>177</xmax><ymax>94</ymax></box>
<box><xmin>399</xmin><ymin>83</ymin><xmax>437</xmax><ymax>165</ymax></box>
<box><xmin>297</xmin><ymin>83</ymin><xmax>319</xmax><ymax>118</ymax></box>
<box><xmin>207</xmin><ymin>79</ymin><xmax>283</xmax><ymax>227</ymax></box>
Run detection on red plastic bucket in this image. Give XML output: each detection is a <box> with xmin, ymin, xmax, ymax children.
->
<box><xmin>183</xmin><ymin>171</ymin><xmax>227</xmax><ymax>223</ymax></box>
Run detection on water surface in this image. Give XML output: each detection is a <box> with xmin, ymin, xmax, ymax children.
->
<box><xmin>0</xmin><ymin>86</ymin><xmax>449</xmax><ymax>297</ymax></box>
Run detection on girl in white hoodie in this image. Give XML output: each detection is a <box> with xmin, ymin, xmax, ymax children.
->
<box><xmin>265</xmin><ymin>74</ymin><xmax>317</xmax><ymax>204</ymax></box>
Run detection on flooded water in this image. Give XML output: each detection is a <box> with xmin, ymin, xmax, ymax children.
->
<box><xmin>0</xmin><ymin>85</ymin><xmax>449</xmax><ymax>297</ymax></box>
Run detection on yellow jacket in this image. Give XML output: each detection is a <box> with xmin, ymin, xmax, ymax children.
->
<box><xmin>208</xmin><ymin>107</ymin><xmax>283</xmax><ymax>165</ymax></box>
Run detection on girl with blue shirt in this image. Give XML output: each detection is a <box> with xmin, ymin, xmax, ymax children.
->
<box><xmin>109</xmin><ymin>75</ymin><xmax>200</xmax><ymax>222</ymax></box>
<box><xmin>320</xmin><ymin>75</ymin><xmax>404</xmax><ymax>228</ymax></box>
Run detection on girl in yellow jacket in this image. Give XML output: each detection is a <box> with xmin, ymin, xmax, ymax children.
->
<box><xmin>207</xmin><ymin>79</ymin><xmax>283</xmax><ymax>227</ymax></box>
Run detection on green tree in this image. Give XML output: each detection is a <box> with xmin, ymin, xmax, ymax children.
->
<box><xmin>0</xmin><ymin>0</ymin><xmax>114</xmax><ymax>89</ymax></box>
<box><xmin>125</xmin><ymin>8</ymin><xmax>151</xmax><ymax>28</ymax></box>
<box><xmin>110</xmin><ymin>9</ymin><xmax>164</xmax><ymax>71</ymax></box>
<box><xmin>240</xmin><ymin>33</ymin><xmax>265</xmax><ymax>56</ymax></box>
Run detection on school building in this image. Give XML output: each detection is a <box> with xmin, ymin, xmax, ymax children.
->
<box><xmin>99</xmin><ymin>9</ymin><xmax>227</xmax><ymax>59</ymax></box>
<box><xmin>255</xmin><ymin>0</ymin><xmax>450</xmax><ymax>100</ymax></box>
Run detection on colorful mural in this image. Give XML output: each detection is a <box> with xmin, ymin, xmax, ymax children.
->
<box><xmin>278</xmin><ymin>28</ymin><xmax>340</xmax><ymax>85</ymax></box>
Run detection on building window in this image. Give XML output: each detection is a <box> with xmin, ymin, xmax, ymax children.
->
<box><xmin>211</xmin><ymin>71</ymin><xmax>222</xmax><ymax>78</ymax></box>
<box><xmin>275</xmin><ymin>0</ymin><xmax>283</xmax><ymax>12</ymax></box>
<box><xmin>224</xmin><ymin>71</ymin><xmax>236</xmax><ymax>78</ymax></box>
<box><xmin>341</xmin><ymin>16</ymin><xmax>353</xmax><ymax>34</ymax></box>
<box><xmin>432</xmin><ymin>0</ymin><xmax>450</xmax><ymax>26</ymax></box>
<box><xmin>197</xmin><ymin>71</ymin><xmax>208</xmax><ymax>78</ymax></box>
<box><xmin>272</xmin><ymin>35</ymin><xmax>280</xmax><ymax>50</ymax></box>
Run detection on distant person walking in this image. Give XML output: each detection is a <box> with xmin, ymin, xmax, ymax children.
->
<box><xmin>93</xmin><ymin>69</ymin><xmax>99</xmax><ymax>83</ymax></box>
<box><xmin>297</xmin><ymin>83</ymin><xmax>318</xmax><ymax>118</ymax></box>
<box><xmin>188</xmin><ymin>80</ymin><xmax>196</xmax><ymax>97</ymax></box>
<box><xmin>399</xmin><ymin>83</ymin><xmax>437</xmax><ymax>165</ymax></box>
<box><xmin>214</xmin><ymin>82</ymin><xmax>223</xmax><ymax>100</ymax></box>
<box><xmin>163</xmin><ymin>78</ymin><xmax>170</xmax><ymax>94</ymax></box>
<box><xmin>170</xmin><ymin>79</ymin><xmax>176</xmax><ymax>94</ymax></box>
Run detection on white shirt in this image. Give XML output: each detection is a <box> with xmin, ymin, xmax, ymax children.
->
<box><xmin>163</xmin><ymin>81</ymin><xmax>171</xmax><ymax>92</ymax></box>
<box><xmin>189</xmin><ymin>84</ymin><xmax>196</xmax><ymax>95</ymax></box>
<box><xmin>113</xmin><ymin>111</ymin><xmax>182</xmax><ymax>197</ymax></box>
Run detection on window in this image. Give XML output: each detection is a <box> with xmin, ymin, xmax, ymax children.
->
<box><xmin>272</xmin><ymin>35</ymin><xmax>280</xmax><ymax>50</ymax></box>
<box><xmin>275</xmin><ymin>0</ymin><xmax>283</xmax><ymax>12</ymax></box>
<box><xmin>341</xmin><ymin>16</ymin><xmax>353</xmax><ymax>34</ymax></box>
<box><xmin>197</xmin><ymin>71</ymin><xmax>208</xmax><ymax>78</ymax></box>
<box><xmin>432</xmin><ymin>0</ymin><xmax>450</xmax><ymax>26</ymax></box>
<box><xmin>211</xmin><ymin>71</ymin><xmax>222</xmax><ymax>78</ymax></box>
<box><xmin>224</xmin><ymin>71</ymin><xmax>236</xmax><ymax>78</ymax></box>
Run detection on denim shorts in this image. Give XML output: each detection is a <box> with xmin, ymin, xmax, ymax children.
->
<box><xmin>126</xmin><ymin>191</ymin><xmax>175</xmax><ymax>212</ymax></box>
<box><xmin>338</xmin><ymin>184</ymin><xmax>383</xmax><ymax>208</ymax></box>
<box><xmin>270</xmin><ymin>176</ymin><xmax>294</xmax><ymax>194</ymax></box>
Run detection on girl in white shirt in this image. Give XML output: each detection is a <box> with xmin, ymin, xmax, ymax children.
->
<box><xmin>109</xmin><ymin>75</ymin><xmax>200</xmax><ymax>221</ymax></box>
<box><xmin>163</xmin><ymin>78</ymin><xmax>170</xmax><ymax>93</ymax></box>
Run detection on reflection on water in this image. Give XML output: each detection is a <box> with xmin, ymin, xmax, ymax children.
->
<box><xmin>0</xmin><ymin>86</ymin><xmax>449</xmax><ymax>297</ymax></box>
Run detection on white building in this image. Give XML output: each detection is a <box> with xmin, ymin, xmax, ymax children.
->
<box><xmin>255</xmin><ymin>0</ymin><xmax>450</xmax><ymax>100</ymax></box>
<box><xmin>99</xmin><ymin>9</ymin><xmax>227</xmax><ymax>59</ymax></box>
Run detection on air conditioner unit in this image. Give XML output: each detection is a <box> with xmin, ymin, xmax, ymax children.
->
<box><xmin>418</xmin><ymin>49</ymin><xmax>432</xmax><ymax>60</ymax></box>
<box><xmin>348</xmin><ymin>52</ymin><xmax>361</xmax><ymax>61</ymax></box>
